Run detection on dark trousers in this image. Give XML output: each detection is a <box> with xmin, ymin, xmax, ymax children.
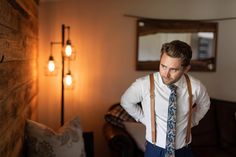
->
<box><xmin>144</xmin><ymin>141</ymin><xmax>194</xmax><ymax>157</ymax></box>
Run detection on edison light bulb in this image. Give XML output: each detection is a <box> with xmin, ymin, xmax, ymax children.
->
<box><xmin>65</xmin><ymin>73</ymin><xmax>72</xmax><ymax>86</ymax></box>
<box><xmin>48</xmin><ymin>58</ymin><xmax>55</xmax><ymax>72</ymax></box>
<box><xmin>65</xmin><ymin>40</ymin><xmax>72</xmax><ymax>57</ymax></box>
<box><xmin>65</xmin><ymin>45</ymin><xmax>72</xmax><ymax>57</ymax></box>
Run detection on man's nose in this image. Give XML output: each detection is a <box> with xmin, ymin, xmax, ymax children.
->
<box><xmin>164</xmin><ymin>69</ymin><xmax>170</xmax><ymax>78</ymax></box>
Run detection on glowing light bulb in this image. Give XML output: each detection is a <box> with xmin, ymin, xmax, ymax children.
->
<box><xmin>48</xmin><ymin>56</ymin><xmax>55</xmax><ymax>72</ymax></box>
<box><xmin>65</xmin><ymin>39</ymin><xmax>72</xmax><ymax>57</ymax></box>
<box><xmin>65</xmin><ymin>72</ymin><xmax>72</xmax><ymax>86</ymax></box>
<box><xmin>65</xmin><ymin>44</ymin><xmax>72</xmax><ymax>57</ymax></box>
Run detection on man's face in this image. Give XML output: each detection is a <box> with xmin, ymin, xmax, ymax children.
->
<box><xmin>159</xmin><ymin>53</ymin><xmax>190</xmax><ymax>85</ymax></box>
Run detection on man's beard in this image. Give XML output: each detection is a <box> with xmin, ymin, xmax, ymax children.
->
<box><xmin>161</xmin><ymin>76</ymin><xmax>180</xmax><ymax>85</ymax></box>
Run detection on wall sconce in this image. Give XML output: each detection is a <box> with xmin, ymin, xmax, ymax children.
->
<box><xmin>46</xmin><ymin>24</ymin><xmax>75</xmax><ymax>126</ymax></box>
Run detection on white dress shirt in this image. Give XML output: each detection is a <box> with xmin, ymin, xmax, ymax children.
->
<box><xmin>121</xmin><ymin>72</ymin><xmax>210</xmax><ymax>149</ymax></box>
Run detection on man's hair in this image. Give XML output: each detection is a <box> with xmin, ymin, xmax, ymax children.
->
<box><xmin>161</xmin><ymin>40</ymin><xmax>192</xmax><ymax>67</ymax></box>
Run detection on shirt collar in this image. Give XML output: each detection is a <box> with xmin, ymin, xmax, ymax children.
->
<box><xmin>156</xmin><ymin>72</ymin><xmax>185</xmax><ymax>89</ymax></box>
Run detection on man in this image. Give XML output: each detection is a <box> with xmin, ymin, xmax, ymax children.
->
<box><xmin>121</xmin><ymin>40</ymin><xmax>210</xmax><ymax>157</ymax></box>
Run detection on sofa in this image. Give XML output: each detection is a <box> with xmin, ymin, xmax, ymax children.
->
<box><xmin>21</xmin><ymin>116</ymin><xmax>93</xmax><ymax>157</ymax></box>
<box><xmin>103</xmin><ymin>98</ymin><xmax>236</xmax><ymax>157</ymax></box>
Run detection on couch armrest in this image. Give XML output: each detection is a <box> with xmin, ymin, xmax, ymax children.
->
<box><xmin>103</xmin><ymin>123</ymin><xmax>135</xmax><ymax>157</ymax></box>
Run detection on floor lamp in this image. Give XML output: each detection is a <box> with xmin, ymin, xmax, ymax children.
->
<box><xmin>47</xmin><ymin>24</ymin><xmax>75</xmax><ymax>126</ymax></box>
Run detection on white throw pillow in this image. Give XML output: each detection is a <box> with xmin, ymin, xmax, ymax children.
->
<box><xmin>123</xmin><ymin>121</ymin><xmax>146</xmax><ymax>152</ymax></box>
<box><xmin>25</xmin><ymin>116</ymin><xmax>86</xmax><ymax>157</ymax></box>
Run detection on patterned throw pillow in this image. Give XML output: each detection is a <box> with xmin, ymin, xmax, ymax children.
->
<box><xmin>25</xmin><ymin>116</ymin><xmax>86</xmax><ymax>157</ymax></box>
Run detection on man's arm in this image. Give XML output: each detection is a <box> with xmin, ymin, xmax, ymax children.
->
<box><xmin>192</xmin><ymin>82</ymin><xmax>211</xmax><ymax>127</ymax></box>
<box><xmin>121</xmin><ymin>79</ymin><xmax>144</xmax><ymax>122</ymax></box>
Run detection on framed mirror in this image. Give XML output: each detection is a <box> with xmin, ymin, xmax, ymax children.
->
<box><xmin>136</xmin><ymin>19</ymin><xmax>218</xmax><ymax>71</ymax></box>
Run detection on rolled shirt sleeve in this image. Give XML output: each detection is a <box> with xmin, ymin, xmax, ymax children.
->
<box><xmin>121</xmin><ymin>79</ymin><xmax>145</xmax><ymax>123</ymax></box>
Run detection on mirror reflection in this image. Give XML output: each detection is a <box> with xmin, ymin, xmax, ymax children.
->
<box><xmin>136</xmin><ymin>19</ymin><xmax>218</xmax><ymax>71</ymax></box>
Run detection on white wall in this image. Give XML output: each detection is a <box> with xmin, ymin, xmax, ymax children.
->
<box><xmin>39</xmin><ymin>0</ymin><xmax>236</xmax><ymax>156</ymax></box>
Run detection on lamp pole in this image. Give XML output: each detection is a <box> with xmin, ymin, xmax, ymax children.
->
<box><xmin>61</xmin><ymin>24</ymin><xmax>65</xmax><ymax>126</ymax></box>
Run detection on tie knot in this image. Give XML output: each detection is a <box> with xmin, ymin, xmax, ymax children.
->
<box><xmin>168</xmin><ymin>84</ymin><xmax>177</xmax><ymax>92</ymax></box>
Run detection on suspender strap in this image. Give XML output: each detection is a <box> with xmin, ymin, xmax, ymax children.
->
<box><xmin>184</xmin><ymin>74</ymin><xmax>193</xmax><ymax>144</ymax></box>
<box><xmin>149</xmin><ymin>73</ymin><xmax>156</xmax><ymax>143</ymax></box>
<box><xmin>149</xmin><ymin>73</ymin><xmax>193</xmax><ymax>144</ymax></box>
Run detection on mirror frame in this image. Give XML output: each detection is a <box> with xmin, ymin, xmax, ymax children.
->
<box><xmin>136</xmin><ymin>19</ymin><xmax>218</xmax><ymax>71</ymax></box>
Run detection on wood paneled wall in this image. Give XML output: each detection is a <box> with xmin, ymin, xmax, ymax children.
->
<box><xmin>0</xmin><ymin>0</ymin><xmax>38</xmax><ymax>156</ymax></box>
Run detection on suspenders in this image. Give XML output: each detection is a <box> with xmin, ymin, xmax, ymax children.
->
<box><xmin>185</xmin><ymin>74</ymin><xmax>193</xmax><ymax>144</ymax></box>
<box><xmin>149</xmin><ymin>74</ymin><xmax>156</xmax><ymax>143</ymax></box>
<box><xmin>149</xmin><ymin>73</ymin><xmax>193</xmax><ymax>144</ymax></box>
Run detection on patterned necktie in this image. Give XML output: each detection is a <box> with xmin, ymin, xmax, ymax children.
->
<box><xmin>165</xmin><ymin>84</ymin><xmax>177</xmax><ymax>157</ymax></box>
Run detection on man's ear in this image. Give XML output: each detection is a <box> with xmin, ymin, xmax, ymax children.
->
<box><xmin>184</xmin><ymin>65</ymin><xmax>191</xmax><ymax>73</ymax></box>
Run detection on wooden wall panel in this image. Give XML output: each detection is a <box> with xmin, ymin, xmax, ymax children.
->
<box><xmin>0</xmin><ymin>0</ymin><xmax>38</xmax><ymax>156</ymax></box>
<box><xmin>0</xmin><ymin>0</ymin><xmax>20</xmax><ymax>30</ymax></box>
